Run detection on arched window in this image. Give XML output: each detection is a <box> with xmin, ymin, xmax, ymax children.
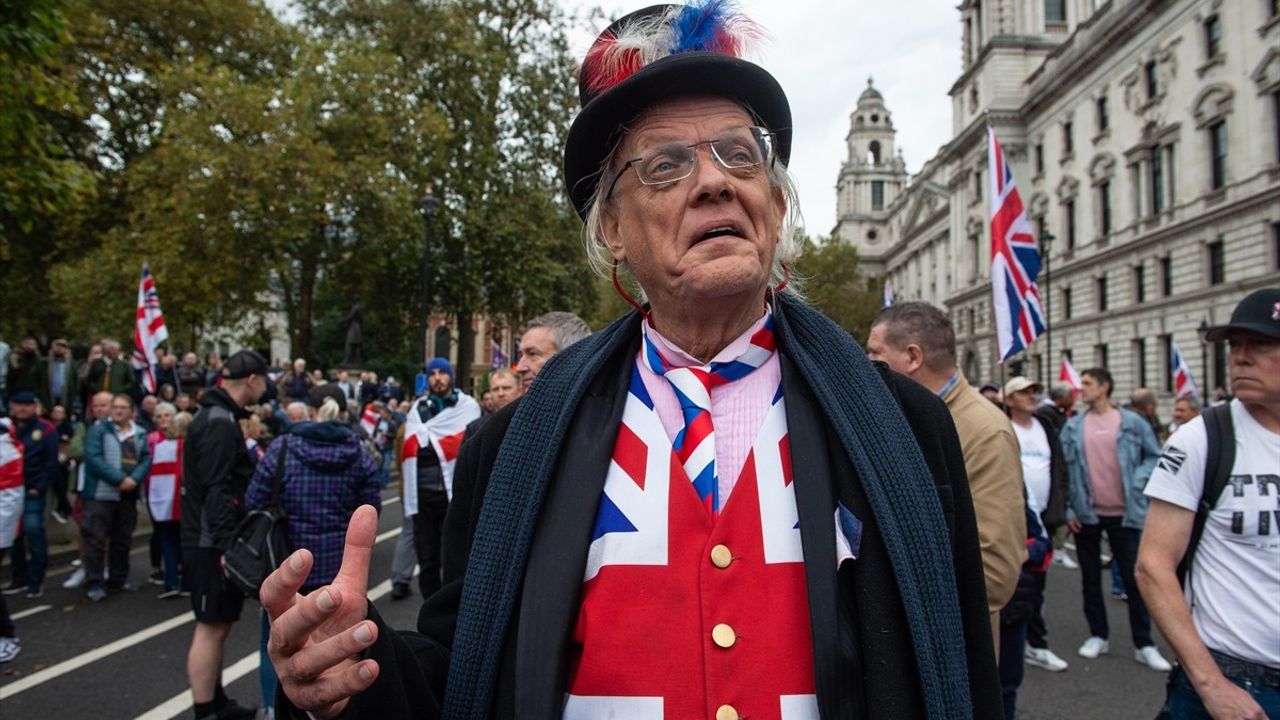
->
<box><xmin>868</xmin><ymin>140</ymin><xmax>882</xmax><ymax>165</ymax></box>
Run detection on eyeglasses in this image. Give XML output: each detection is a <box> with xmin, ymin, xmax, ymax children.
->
<box><xmin>604</xmin><ymin>126</ymin><xmax>777</xmax><ymax>200</ymax></box>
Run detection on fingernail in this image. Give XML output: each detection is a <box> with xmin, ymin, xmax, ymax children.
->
<box><xmin>316</xmin><ymin>589</ymin><xmax>336</xmax><ymax>611</ymax></box>
<box><xmin>358</xmin><ymin>663</ymin><xmax>374</xmax><ymax>681</ymax></box>
<box><xmin>354</xmin><ymin>623</ymin><xmax>373</xmax><ymax>644</ymax></box>
<box><xmin>290</xmin><ymin>552</ymin><xmax>304</xmax><ymax>571</ymax></box>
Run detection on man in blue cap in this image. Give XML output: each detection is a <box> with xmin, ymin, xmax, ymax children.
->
<box><xmin>401</xmin><ymin>358</ymin><xmax>479</xmax><ymax>599</ymax></box>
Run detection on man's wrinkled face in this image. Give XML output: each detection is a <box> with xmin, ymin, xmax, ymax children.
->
<box><xmin>516</xmin><ymin>327</ymin><xmax>557</xmax><ymax>390</ymax></box>
<box><xmin>154</xmin><ymin>407</ymin><xmax>174</xmax><ymax>434</ymax></box>
<box><xmin>428</xmin><ymin>368</ymin><xmax>452</xmax><ymax>396</ymax></box>
<box><xmin>600</xmin><ymin>97</ymin><xmax>785</xmax><ymax>315</ymax></box>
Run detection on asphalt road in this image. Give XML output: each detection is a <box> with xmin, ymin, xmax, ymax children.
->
<box><xmin>1</xmin><ymin>497</ymin><xmax>1175</xmax><ymax>720</ymax></box>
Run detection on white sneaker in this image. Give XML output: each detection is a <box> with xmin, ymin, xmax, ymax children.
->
<box><xmin>1054</xmin><ymin>553</ymin><xmax>1079</xmax><ymax>569</ymax></box>
<box><xmin>61</xmin><ymin>567</ymin><xmax>86</xmax><ymax>589</ymax></box>
<box><xmin>1024</xmin><ymin>646</ymin><xmax>1069</xmax><ymax>671</ymax></box>
<box><xmin>1135</xmin><ymin>646</ymin><xmax>1173</xmax><ymax>672</ymax></box>
<box><xmin>0</xmin><ymin>637</ymin><xmax>20</xmax><ymax>664</ymax></box>
<box><xmin>1078</xmin><ymin>636</ymin><xmax>1110</xmax><ymax>658</ymax></box>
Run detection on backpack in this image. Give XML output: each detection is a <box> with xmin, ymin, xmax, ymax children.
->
<box><xmin>224</xmin><ymin>438</ymin><xmax>290</xmax><ymax>597</ymax></box>
<box><xmin>1175</xmin><ymin>402</ymin><xmax>1236</xmax><ymax>587</ymax></box>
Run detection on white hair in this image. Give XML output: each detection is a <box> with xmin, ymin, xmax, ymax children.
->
<box><xmin>580</xmin><ymin>104</ymin><xmax>805</xmax><ymax>300</ymax></box>
<box><xmin>316</xmin><ymin>397</ymin><xmax>343</xmax><ymax>422</ymax></box>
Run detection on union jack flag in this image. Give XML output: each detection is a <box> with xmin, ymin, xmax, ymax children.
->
<box><xmin>131</xmin><ymin>263</ymin><xmax>169</xmax><ymax>393</ymax></box>
<box><xmin>1171</xmin><ymin>340</ymin><xmax>1199</xmax><ymax>399</ymax></box>
<box><xmin>988</xmin><ymin>126</ymin><xmax>1046</xmax><ymax>363</ymax></box>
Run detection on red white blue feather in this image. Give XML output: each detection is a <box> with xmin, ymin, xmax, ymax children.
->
<box><xmin>582</xmin><ymin>0</ymin><xmax>759</xmax><ymax>97</ymax></box>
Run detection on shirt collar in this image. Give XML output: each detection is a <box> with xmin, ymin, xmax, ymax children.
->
<box><xmin>936</xmin><ymin>370</ymin><xmax>961</xmax><ymax>399</ymax></box>
<box><xmin>643</xmin><ymin>310</ymin><xmax>771</xmax><ymax>367</ymax></box>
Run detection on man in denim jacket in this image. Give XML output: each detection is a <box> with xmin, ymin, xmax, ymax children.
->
<box><xmin>82</xmin><ymin>393</ymin><xmax>151</xmax><ymax>601</ymax></box>
<box><xmin>1060</xmin><ymin>366</ymin><xmax>1170</xmax><ymax>671</ymax></box>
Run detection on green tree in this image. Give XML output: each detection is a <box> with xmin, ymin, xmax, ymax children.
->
<box><xmin>794</xmin><ymin>236</ymin><xmax>883</xmax><ymax>342</ymax></box>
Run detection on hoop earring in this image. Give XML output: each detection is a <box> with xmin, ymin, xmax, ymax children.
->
<box><xmin>770</xmin><ymin>263</ymin><xmax>791</xmax><ymax>297</ymax></box>
<box><xmin>612</xmin><ymin>260</ymin><xmax>648</xmax><ymax>317</ymax></box>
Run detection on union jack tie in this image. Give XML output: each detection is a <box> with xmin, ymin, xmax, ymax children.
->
<box><xmin>640</xmin><ymin>312</ymin><xmax>777</xmax><ymax>518</ymax></box>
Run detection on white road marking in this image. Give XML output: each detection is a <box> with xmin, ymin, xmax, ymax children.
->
<box><xmin>0</xmin><ymin>613</ymin><xmax>194</xmax><ymax>700</ymax></box>
<box><xmin>11</xmin><ymin>604</ymin><xmax>52</xmax><ymax>620</ymax></box>
<box><xmin>1</xmin><ymin>524</ymin><xmax>403</xmax><ymax>703</ymax></box>
<box><xmin>132</xmin><ymin>569</ymin><xmax>411</xmax><ymax>720</ymax></box>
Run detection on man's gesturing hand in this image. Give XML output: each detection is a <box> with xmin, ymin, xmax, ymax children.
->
<box><xmin>262</xmin><ymin>504</ymin><xmax>381</xmax><ymax>720</ymax></box>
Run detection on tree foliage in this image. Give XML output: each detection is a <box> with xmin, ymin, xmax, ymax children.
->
<box><xmin>5</xmin><ymin>0</ymin><xmax>600</xmax><ymax>369</ymax></box>
<box><xmin>793</xmin><ymin>236</ymin><xmax>882</xmax><ymax>343</ymax></box>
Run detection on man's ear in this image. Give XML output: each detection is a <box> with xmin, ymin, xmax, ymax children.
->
<box><xmin>905</xmin><ymin>343</ymin><xmax>926</xmax><ymax>375</ymax></box>
<box><xmin>600</xmin><ymin>207</ymin><xmax>627</xmax><ymax>262</ymax></box>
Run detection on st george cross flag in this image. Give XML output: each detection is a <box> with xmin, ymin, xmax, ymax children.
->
<box><xmin>131</xmin><ymin>263</ymin><xmax>169</xmax><ymax>393</ymax></box>
<box><xmin>1059</xmin><ymin>355</ymin><xmax>1082</xmax><ymax>397</ymax></box>
<box><xmin>1171</xmin><ymin>340</ymin><xmax>1199</xmax><ymax>399</ymax></box>
<box><xmin>883</xmin><ymin>278</ymin><xmax>894</xmax><ymax>308</ymax></box>
<box><xmin>399</xmin><ymin>392</ymin><xmax>480</xmax><ymax>514</ymax></box>
<box><xmin>359</xmin><ymin>403</ymin><xmax>379</xmax><ymax>437</ymax></box>
<box><xmin>988</xmin><ymin>125</ymin><xmax>1046</xmax><ymax>364</ymax></box>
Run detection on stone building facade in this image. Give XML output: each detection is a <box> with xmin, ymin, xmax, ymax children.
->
<box><xmin>834</xmin><ymin>0</ymin><xmax>1280</xmax><ymax>402</ymax></box>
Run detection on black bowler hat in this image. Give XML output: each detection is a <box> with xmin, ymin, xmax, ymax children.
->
<box><xmin>1203</xmin><ymin>288</ymin><xmax>1280</xmax><ymax>342</ymax></box>
<box><xmin>563</xmin><ymin>1</ymin><xmax>792</xmax><ymax>219</ymax></box>
<box><xmin>221</xmin><ymin>350</ymin><xmax>270</xmax><ymax>380</ymax></box>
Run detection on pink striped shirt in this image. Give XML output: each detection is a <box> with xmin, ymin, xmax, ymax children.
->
<box><xmin>637</xmin><ymin>312</ymin><xmax>780</xmax><ymax>505</ymax></box>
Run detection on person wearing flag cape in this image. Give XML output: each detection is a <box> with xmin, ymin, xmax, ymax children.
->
<box><xmin>261</xmin><ymin>3</ymin><xmax>1001</xmax><ymax>719</ymax></box>
<box><xmin>400</xmin><ymin>357</ymin><xmax>480</xmax><ymax>601</ymax></box>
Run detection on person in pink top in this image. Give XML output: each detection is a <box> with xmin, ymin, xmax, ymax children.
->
<box><xmin>1061</xmin><ymin>367</ymin><xmax>1170</xmax><ymax>671</ymax></box>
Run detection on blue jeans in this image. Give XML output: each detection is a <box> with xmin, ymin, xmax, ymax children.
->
<box><xmin>260</xmin><ymin>608</ymin><xmax>279</xmax><ymax>710</ymax></box>
<box><xmin>999</xmin><ymin>619</ymin><xmax>1029</xmax><ymax>720</ymax></box>
<box><xmin>1168</xmin><ymin>666</ymin><xmax>1280</xmax><ymax>719</ymax></box>
<box><xmin>12</xmin><ymin>493</ymin><xmax>47</xmax><ymax>591</ymax></box>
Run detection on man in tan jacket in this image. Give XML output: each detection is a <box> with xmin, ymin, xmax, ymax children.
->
<box><xmin>868</xmin><ymin>302</ymin><xmax>1026</xmax><ymax>648</ymax></box>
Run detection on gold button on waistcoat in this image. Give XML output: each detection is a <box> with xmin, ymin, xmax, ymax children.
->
<box><xmin>715</xmin><ymin>704</ymin><xmax>740</xmax><ymax>720</ymax></box>
<box><xmin>710</xmin><ymin>544</ymin><xmax>733</xmax><ymax>568</ymax></box>
<box><xmin>712</xmin><ymin>623</ymin><xmax>736</xmax><ymax>648</ymax></box>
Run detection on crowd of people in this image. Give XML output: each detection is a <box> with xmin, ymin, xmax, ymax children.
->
<box><xmin>2</xmin><ymin>3</ymin><xmax>1277</xmax><ymax>720</ymax></box>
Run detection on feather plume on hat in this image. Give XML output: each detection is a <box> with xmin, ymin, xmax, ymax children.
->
<box><xmin>581</xmin><ymin>0</ymin><xmax>762</xmax><ymax>98</ymax></box>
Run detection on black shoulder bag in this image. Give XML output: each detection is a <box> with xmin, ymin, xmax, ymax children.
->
<box><xmin>224</xmin><ymin>438</ymin><xmax>291</xmax><ymax>597</ymax></box>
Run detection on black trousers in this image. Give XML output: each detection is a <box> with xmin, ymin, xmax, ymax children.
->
<box><xmin>0</xmin><ymin>548</ymin><xmax>13</xmax><ymax>637</ymax></box>
<box><xmin>1074</xmin><ymin>516</ymin><xmax>1153</xmax><ymax>647</ymax></box>
<box><xmin>411</xmin><ymin>488</ymin><xmax>450</xmax><ymax>599</ymax></box>
<box><xmin>81</xmin><ymin>497</ymin><xmax>138</xmax><ymax>590</ymax></box>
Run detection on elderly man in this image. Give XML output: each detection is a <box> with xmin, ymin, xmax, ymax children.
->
<box><xmin>866</xmin><ymin>302</ymin><xmax>1026</xmax><ymax>651</ymax></box>
<box><xmin>1137</xmin><ymin>288</ymin><xmax>1280</xmax><ymax>719</ymax></box>
<box><xmin>515</xmin><ymin>311</ymin><xmax>591</xmax><ymax>390</ymax></box>
<box><xmin>85</xmin><ymin>339</ymin><xmax>137</xmax><ymax>399</ymax></box>
<box><xmin>263</xmin><ymin>5</ymin><xmax>1000</xmax><ymax>719</ymax></box>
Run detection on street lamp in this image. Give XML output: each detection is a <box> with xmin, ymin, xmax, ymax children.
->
<box><xmin>1039</xmin><ymin>229</ymin><xmax>1055</xmax><ymax>387</ymax></box>
<box><xmin>419</xmin><ymin>188</ymin><xmax>439</xmax><ymax>367</ymax></box>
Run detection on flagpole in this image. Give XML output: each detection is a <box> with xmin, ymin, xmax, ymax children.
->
<box><xmin>1040</xmin><ymin>231</ymin><xmax>1054</xmax><ymax>387</ymax></box>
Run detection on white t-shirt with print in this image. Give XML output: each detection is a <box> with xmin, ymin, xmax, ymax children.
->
<box><xmin>1013</xmin><ymin>417</ymin><xmax>1052</xmax><ymax>514</ymax></box>
<box><xmin>1145</xmin><ymin>399</ymin><xmax>1280</xmax><ymax>667</ymax></box>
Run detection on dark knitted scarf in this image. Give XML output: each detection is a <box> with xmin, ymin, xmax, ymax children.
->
<box><xmin>444</xmin><ymin>294</ymin><xmax>972</xmax><ymax>718</ymax></box>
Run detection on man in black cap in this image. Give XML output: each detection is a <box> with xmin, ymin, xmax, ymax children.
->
<box><xmin>181</xmin><ymin>349</ymin><xmax>269</xmax><ymax>720</ymax></box>
<box><xmin>263</xmin><ymin>4</ymin><xmax>998</xmax><ymax>719</ymax></box>
<box><xmin>1138</xmin><ymin>288</ymin><xmax>1280</xmax><ymax>720</ymax></box>
<box><xmin>0</xmin><ymin>392</ymin><xmax>58</xmax><ymax>598</ymax></box>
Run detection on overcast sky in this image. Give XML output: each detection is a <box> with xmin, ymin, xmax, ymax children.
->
<box><xmin>266</xmin><ymin>0</ymin><xmax>961</xmax><ymax>236</ymax></box>
<box><xmin>563</xmin><ymin>1</ymin><xmax>961</xmax><ymax>236</ymax></box>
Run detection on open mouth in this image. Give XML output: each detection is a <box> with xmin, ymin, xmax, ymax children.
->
<box><xmin>696</xmin><ymin>223</ymin><xmax>744</xmax><ymax>243</ymax></box>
